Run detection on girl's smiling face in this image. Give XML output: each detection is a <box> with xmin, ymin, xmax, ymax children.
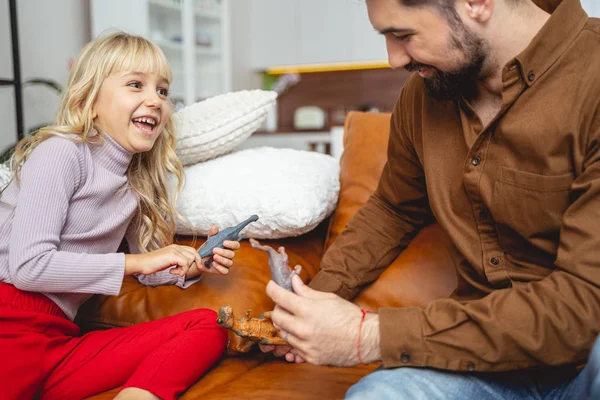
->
<box><xmin>92</xmin><ymin>70</ymin><xmax>171</xmax><ymax>153</ymax></box>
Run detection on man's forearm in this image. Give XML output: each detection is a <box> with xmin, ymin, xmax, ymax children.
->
<box><xmin>360</xmin><ymin>313</ymin><xmax>382</xmax><ymax>364</ymax></box>
<box><xmin>312</xmin><ymin>194</ymin><xmax>424</xmax><ymax>299</ymax></box>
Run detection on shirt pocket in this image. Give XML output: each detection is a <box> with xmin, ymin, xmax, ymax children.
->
<box><xmin>491</xmin><ymin>166</ymin><xmax>574</xmax><ymax>261</ymax></box>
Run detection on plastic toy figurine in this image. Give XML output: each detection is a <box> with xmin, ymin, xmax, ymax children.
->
<box><xmin>216</xmin><ymin>240</ymin><xmax>304</xmax><ymax>349</ymax></box>
<box><xmin>198</xmin><ymin>215</ymin><xmax>259</xmax><ymax>266</ymax></box>
<box><xmin>249</xmin><ymin>238</ymin><xmax>302</xmax><ymax>292</ymax></box>
<box><xmin>216</xmin><ymin>306</ymin><xmax>286</xmax><ymax>347</ymax></box>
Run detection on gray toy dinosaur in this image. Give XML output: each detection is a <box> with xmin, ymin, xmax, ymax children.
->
<box><xmin>198</xmin><ymin>215</ymin><xmax>259</xmax><ymax>267</ymax></box>
<box><xmin>249</xmin><ymin>238</ymin><xmax>302</xmax><ymax>292</ymax></box>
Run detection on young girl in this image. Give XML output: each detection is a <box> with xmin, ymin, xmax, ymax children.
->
<box><xmin>0</xmin><ymin>32</ymin><xmax>240</xmax><ymax>400</ymax></box>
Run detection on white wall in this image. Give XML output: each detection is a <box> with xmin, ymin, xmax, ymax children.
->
<box><xmin>0</xmin><ymin>0</ymin><xmax>597</xmax><ymax>151</ymax></box>
<box><xmin>0</xmin><ymin>0</ymin><xmax>90</xmax><ymax>151</ymax></box>
<box><xmin>582</xmin><ymin>0</ymin><xmax>600</xmax><ymax>17</ymax></box>
<box><xmin>230</xmin><ymin>0</ymin><xmax>261</xmax><ymax>91</ymax></box>
<box><xmin>230</xmin><ymin>0</ymin><xmax>600</xmax><ymax>90</ymax></box>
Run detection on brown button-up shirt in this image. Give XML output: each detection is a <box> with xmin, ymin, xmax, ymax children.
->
<box><xmin>310</xmin><ymin>0</ymin><xmax>600</xmax><ymax>371</ymax></box>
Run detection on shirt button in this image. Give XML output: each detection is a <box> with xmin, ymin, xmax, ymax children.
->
<box><xmin>401</xmin><ymin>352</ymin><xmax>411</xmax><ymax>363</ymax></box>
<box><xmin>528</xmin><ymin>72</ymin><xmax>535</xmax><ymax>82</ymax></box>
<box><xmin>467</xmin><ymin>362</ymin><xmax>476</xmax><ymax>372</ymax></box>
<box><xmin>490</xmin><ymin>257</ymin><xmax>500</xmax><ymax>266</ymax></box>
<box><xmin>479</xmin><ymin>210</ymin><xmax>489</xmax><ymax>221</ymax></box>
<box><xmin>471</xmin><ymin>156</ymin><xmax>481</xmax><ymax>166</ymax></box>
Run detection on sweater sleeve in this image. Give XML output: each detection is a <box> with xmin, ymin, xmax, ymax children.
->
<box><xmin>8</xmin><ymin>138</ymin><xmax>125</xmax><ymax>295</ymax></box>
<box><xmin>135</xmin><ymin>268</ymin><xmax>202</xmax><ymax>288</ymax></box>
<box><xmin>125</xmin><ymin>222</ymin><xmax>202</xmax><ymax>288</ymax></box>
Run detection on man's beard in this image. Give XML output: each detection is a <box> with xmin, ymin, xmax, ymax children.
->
<box><xmin>405</xmin><ymin>16</ymin><xmax>487</xmax><ymax>101</ymax></box>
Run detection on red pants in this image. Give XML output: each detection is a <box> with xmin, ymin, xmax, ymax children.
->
<box><xmin>0</xmin><ymin>283</ymin><xmax>227</xmax><ymax>400</ymax></box>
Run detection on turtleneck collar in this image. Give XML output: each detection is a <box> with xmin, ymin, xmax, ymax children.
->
<box><xmin>89</xmin><ymin>129</ymin><xmax>134</xmax><ymax>176</ymax></box>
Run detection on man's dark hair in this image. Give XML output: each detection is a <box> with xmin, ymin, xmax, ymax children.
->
<box><xmin>400</xmin><ymin>0</ymin><xmax>524</xmax><ymax>6</ymax></box>
<box><xmin>400</xmin><ymin>0</ymin><xmax>463</xmax><ymax>26</ymax></box>
<box><xmin>399</xmin><ymin>0</ymin><xmax>525</xmax><ymax>36</ymax></box>
<box><xmin>400</xmin><ymin>0</ymin><xmax>525</xmax><ymax>21</ymax></box>
<box><xmin>400</xmin><ymin>0</ymin><xmax>458</xmax><ymax>12</ymax></box>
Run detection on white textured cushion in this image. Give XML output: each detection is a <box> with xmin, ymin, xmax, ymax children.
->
<box><xmin>174</xmin><ymin>90</ymin><xmax>277</xmax><ymax>166</ymax></box>
<box><xmin>0</xmin><ymin>163</ymin><xmax>12</xmax><ymax>190</ymax></box>
<box><xmin>174</xmin><ymin>147</ymin><xmax>340</xmax><ymax>239</ymax></box>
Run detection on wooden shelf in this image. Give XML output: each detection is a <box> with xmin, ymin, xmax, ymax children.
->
<box><xmin>149</xmin><ymin>0</ymin><xmax>180</xmax><ymax>12</ymax></box>
<box><xmin>149</xmin><ymin>0</ymin><xmax>221</xmax><ymax>20</ymax></box>
<box><xmin>265</xmin><ymin>61</ymin><xmax>390</xmax><ymax>75</ymax></box>
<box><xmin>156</xmin><ymin>39</ymin><xmax>220</xmax><ymax>56</ymax></box>
<box><xmin>196</xmin><ymin>47</ymin><xmax>220</xmax><ymax>56</ymax></box>
<box><xmin>195</xmin><ymin>10</ymin><xmax>221</xmax><ymax>21</ymax></box>
<box><xmin>254</xmin><ymin>129</ymin><xmax>331</xmax><ymax>135</ymax></box>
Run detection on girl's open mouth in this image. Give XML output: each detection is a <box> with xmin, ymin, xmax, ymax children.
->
<box><xmin>132</xmin><ymin>116</ymin><xmax>158</xmax><ymax>135</ymax></box>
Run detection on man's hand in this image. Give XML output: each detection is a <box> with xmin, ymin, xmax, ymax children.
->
<box><xmin>258</xmin><ymin>324</ymin><xmax>306</xmax><ymax>363</ymax></box>
<box><xmin>265</xmin><ymin>275</ymin><xmax>381</xmax><ymax>366</ymax></box>
<box><xmin>258</xmin><ymin>343</ymin><xmax>306</xmax><ymax>363</ymax></box>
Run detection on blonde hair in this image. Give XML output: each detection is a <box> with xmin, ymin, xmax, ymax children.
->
<box><xmin>10</xmin><ymin>31</ymin><xmax>186</xmax><ymax>252</ymax></box>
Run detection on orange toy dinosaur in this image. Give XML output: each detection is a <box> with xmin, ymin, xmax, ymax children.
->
<box><xmin>216</xmin><ymin>306</ymin><xmax>286</xmax><ymax>347</ymax></box>
<box><xmin>216</xmin><ymin>239</ymin><xmax>302</xmax><ymax>349</ymax></box>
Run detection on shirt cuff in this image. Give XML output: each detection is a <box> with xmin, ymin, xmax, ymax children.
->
<box><xmin>379</xmin><ymin>307</ymin><xmax>427</xmax><ymax>368</ymax></box>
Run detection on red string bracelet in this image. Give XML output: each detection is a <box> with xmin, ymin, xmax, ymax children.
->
<box><xmin>357</xmin><ymin>308</ymin><xmax>373</xmax><ymax>364</ymax></box>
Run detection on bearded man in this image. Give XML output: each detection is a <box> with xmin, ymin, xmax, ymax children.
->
<box><xmin>263</xmin><ymin>0</ymin><xmax>600</xmax><ymax>398</ymax></box>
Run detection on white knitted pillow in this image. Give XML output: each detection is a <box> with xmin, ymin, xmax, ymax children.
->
<box><xmin>174</xmin><ymin>147</ymin><xmax>340</xmax><ymax>239</ymax></box>
<box><xmin>0</xmin><ymin>163</ymin><xmax>12</xmax><ymax>190</ymax></box>
<box><xmin>173</xmin><ymin>90</ymin><xmax>277</xmax><ymax>166</ymax></box>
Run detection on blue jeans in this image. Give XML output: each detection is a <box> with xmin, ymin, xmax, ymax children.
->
<box><xmin>346</xmin><ymin>337</ymin><xmax>600</xmax><ymax>400</ymax></box>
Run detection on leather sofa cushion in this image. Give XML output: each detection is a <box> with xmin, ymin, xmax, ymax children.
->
<box><xmin>325</xmin><ymin>112</ymin><xmax>392</xmax><ymax>251</ymax></box>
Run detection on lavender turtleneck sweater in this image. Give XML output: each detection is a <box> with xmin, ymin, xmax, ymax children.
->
<box><xmin>0</xmin><ymin>134</ymin><xmax>196</xmax><ymax>320</ymax></box>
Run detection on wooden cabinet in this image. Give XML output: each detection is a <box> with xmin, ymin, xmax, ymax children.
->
<box><xmin>249</xmin><ymin>0</ymin><xmax>387</xmax><ymax>69</ymax></box>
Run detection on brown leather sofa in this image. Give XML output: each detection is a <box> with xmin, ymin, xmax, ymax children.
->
<box><xmin>78</xmin><ymin>111</ymin><xmax>459</xmax><ymax>399</ymax></box>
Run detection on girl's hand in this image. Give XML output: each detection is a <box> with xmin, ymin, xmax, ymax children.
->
<box><xmin>125</xmin><ymin>244</ymin><xmax>203</xmax><ymax>277</ymax></box>
<box><xmin>186</xmin><ymin>225</ymin><xmax>241</xmax><ymax>279</ymax></box>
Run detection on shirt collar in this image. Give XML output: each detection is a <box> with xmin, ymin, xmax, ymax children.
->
<box><xmin>514</xmin><ymin>0</ymin><xmax>588</xmax><ymax>87</ymax></box>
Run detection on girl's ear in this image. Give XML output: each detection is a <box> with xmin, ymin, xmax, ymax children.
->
<box><xmin>92</xmin><ymin>107</ymin><xmax>97</xmax><ymax>119</ymax></box>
